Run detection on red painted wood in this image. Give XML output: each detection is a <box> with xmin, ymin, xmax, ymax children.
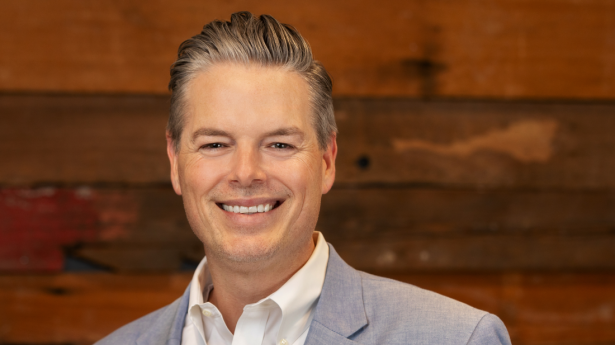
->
<box><xmin>0</xmin><ymin>188</ymin><xmax>98</xmax><ymax>272</ymax></box>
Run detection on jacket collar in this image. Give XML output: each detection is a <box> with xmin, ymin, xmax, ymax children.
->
<box><xmin>136</xmin><ymin>282</ymin><xmax>191</xmax><ymax>345</ymax></box>
<box><xmin>304</xmin><ymin>244</ymin><xmax>368</xmax><ymax>344</ymax></box>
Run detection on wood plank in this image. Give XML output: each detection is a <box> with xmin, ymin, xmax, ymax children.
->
<box><xmin>1</xmin><ymin>273</ymin><xmax>614</xmax><ymax>344</ymax></box>
<box><xmin>0</xmin><ymin>94</ymin><xmax>169</xmax><ymax>185</ymax></box>
<box><xmin>0</xmin><ymin>188</ymin><xmax>98</xmax><ymax>272</ymax></box>
<box><xmin>0</xmin><ymin>273</ymin><xmax>191</xmax><ymax>344</ymax></box>
<box><xmin>4</xmin><ymin>95</ymin><xmax>615</xmax><ymax>189</ymax></box>
<box><xmin>321</xmin><ymin>189</ymin><xmax>615</xmax><ymax>272</ymax></box>
<box><xmin>319</xmin><ymin>189</ymin><xmax>615</xmax><ymax>239</ymax></box>
<box><xmin>332</xmin><ymin>235</ymin><xmax>615</xmax><ymax>272</ymax></box>
<box><xmin>0</xmin><ymin>187</ymin><xmax>198</xmax><ymax>272</ymax></box>
<box><xmin>335</xmin><ymin>99</ymin><xmax>615</xmax><ymax>189</ymax></box>
<box><xmin>3</xmin><ymin>186</ymin><xmax>615</xmax><ymax>272</ymax></box>
<box><xmin>1</xmin><ymin>1</ymin><xmax>615</xmax><ymax>99</ymax></box>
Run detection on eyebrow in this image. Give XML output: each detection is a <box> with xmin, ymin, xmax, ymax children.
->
<box><xmin>264</xmin><ymin>127</ymin><xmax>304</xmax><ymax>138</ymax></box>
<box><xmin>191</xmin><ymin>126</ymin><xmax>305</xmax><ymax>143</ymax></box>
<box><xmin>191</xmin><ymin>128</ymin><xmax>232</xmax><ymax>143</ymax></box>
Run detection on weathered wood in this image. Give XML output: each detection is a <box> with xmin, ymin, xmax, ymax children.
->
<box><xmin>3</xmin><ymin>95</ymin><xmax>615</xmax><ymax>189</ymax></box>
<box><xmin>1</xmin><ymin>273</ymin><xmax>614</xmax><ymax>344</ymax></box>
<box><xmin>2</xmin><ymin>1</ymin><xmax>615</xmax><ymax>99</ymax></box>
<box><xmin>0</xmin><ymin>94</ymin><xmax>169</xmax><ymax>185</ymax></box>
<box><xmin>335</xmin><ymin>99</ymin><xmax>615</xmax><ymax>189</ymax></box>
<box><xmin>332</xmin><ymin>235</ymin><xmax>615</xmax><ymax>272</ymax></box>
<box><xmin>319</xmin><ymin>189</ymin><xmax>615</xmax><ymax>239</ymax></box>
<box><xmin>0</xmin><ymin>188</ymin><xmax>98</xmax><ymax>272</ymax></box>
<box><xmin>322</xmin><ymin>190</ymin><xmax>615</xmax><ymax>272</ymax></box>
<box><xmin>0</xmin><ymin>187</ymin><xmax>197</xmax><ymax>272</ymax></box>
<box><xmin>0</xmin><ymin>273</ymin><xmax>191</xmax><ymax>344</ymax></box>
<box><xmin>3</xmin><ymin>186</ymin><xmax>615</xmax><ymax>272</ymax></box>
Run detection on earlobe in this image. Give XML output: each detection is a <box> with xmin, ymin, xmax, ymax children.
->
<box><xmin>166</xmin><ymin>133</ymin><xmax>182</xmax><ymax>195</ymax></box>
<box><xmin>321</xmin><ymin>134</ymin><xmax>338</xmax><ymax>194</ymax></box>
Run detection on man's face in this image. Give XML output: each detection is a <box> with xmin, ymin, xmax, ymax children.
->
<box><xmin>167</xmin><ymin>63</ymin><xmax>336</xmax><ymax>264</ymax></box>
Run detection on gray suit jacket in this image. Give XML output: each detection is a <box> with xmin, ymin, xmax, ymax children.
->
<box><xmin>96</xmin><ymin>244</ymin><xmax>511</xmax><ymax>345</ymax></box>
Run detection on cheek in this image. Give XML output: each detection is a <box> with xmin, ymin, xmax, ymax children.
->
<box><xmin>179</xmin><ymin>156</ymin><xmax>228</xmax><ymax>198</ymax></box>
<box><xmin>266</xmin><ymin>154</ymin><xmax>323</xmax><ymax>196</ymax></box>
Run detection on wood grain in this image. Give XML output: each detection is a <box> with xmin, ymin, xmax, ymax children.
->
<box><xmin>0</xmin><ymin>273</ymin><xmax>191</xmax><ymax>344</ymax></box>
<box><xmin>3</xmin><ymin>95</ymin><xmax>615</xmax><ymax>189</ymax></box>
<box><xmin>334</xmin><ymin>99</ymin><xmax>615</xmax><ymax>189</ymax></box>
<box><xmin>1</xmin><ymin>273</ymin><xmax>614</xmax><ymax>344</ymax></box>
<box><xmin>0</xmin><ymin>187</ymin><xmax>197</xmax><ymax>272</ymax></box>
<box><xmin>1</xmin><ymin>0</ymin><xmax>615</xmax><ymax>99</ymax></box>
<box><xmin>0</xmin><ymin>94</ymin><xmax>169</xmax><ymax>185</ymax></box>
<box><xmin>332</xmin><ymin>235</ymin><xmax>615</xmax><ymax>272</ymax></box>
<box><xmin>319</xmin><ymin>188</ymin><xmax>615</xmax><ymax>239</ymax></box>
<box><xmin>3</xmin><ymin>186</ymin><xmax>615</xmax><ymax>272</ymax></box>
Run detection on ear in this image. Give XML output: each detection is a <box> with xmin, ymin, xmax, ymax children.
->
<box><xmin>321</xmin><ymin>133</ymin><xmax>338</xmax><ymax>194</ymax></box>
<box><xmin>166</xmin><ymin>132</ymin><xmax>182</xmax><ymax>195</ymax></box>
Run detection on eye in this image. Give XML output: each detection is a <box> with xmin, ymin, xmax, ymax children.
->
<box><xmin>201</xmin><ymin>143</ymin><xmax>225</xmax><ymax>149</ymax></box>
<box><xmin>271</xmin><ymin>142</ymin><xmax>293</xmax><ymax>149</ymax></box>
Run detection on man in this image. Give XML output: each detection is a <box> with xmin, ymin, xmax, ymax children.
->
<box><xmin>97</xmin><ymin>12</ymin><xmax>511</xmax><ymax>345</ymax></box>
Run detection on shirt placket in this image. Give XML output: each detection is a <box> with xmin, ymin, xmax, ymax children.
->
<box><xmin>231</xmin><ymin>305</ymin><xmax>271</xmax><ymax>345</ymax></box>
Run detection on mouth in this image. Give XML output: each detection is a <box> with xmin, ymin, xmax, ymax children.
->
<box><xmin>216</xmin><ymin>200</ymin><xmax>283</xmax><ymax>215</ymax></box>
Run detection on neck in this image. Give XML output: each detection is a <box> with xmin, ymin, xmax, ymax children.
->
<box><xmin>206</xmin><ymin>235</ymin><xmax>316</xmax><ymax>334</ymax></box>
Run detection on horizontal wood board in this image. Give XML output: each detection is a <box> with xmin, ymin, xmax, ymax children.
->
<box><xmin>2</xmin><ymin>187</ymin><xmax>615</xmax><ymax>272</ymax></box>
<box><xmin>2</xmin><ymin>1</ymin><xmax>615</xmax><ymax>99</ymax></box>
<box><xmin>1</xmin><ymin>273</ymin><xmax>614</xmax><ymax>344</ymax></box>
<box><xmin>3</xmin><ymin>95</ymin><xmax>615</xmax><ymax>189</ymax></box>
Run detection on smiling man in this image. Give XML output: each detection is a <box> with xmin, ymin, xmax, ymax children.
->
<box><xmin>96</xmin><ymin>12</ymin><xmax>511</xmax><ymax>345</ymax></box>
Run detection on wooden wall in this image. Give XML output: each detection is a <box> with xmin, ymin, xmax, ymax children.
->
<box><xmin>1</xmin><ymin>1</ymin><xmax>615</xmax><ymax>344</ymax></box>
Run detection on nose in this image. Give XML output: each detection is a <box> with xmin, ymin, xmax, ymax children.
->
<box><xmin>229</xmin><ymin>145</ymin><xmax>266</xmax><ymax>187</ymax></box>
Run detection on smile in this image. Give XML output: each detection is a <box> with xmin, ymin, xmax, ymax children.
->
<box><xmin>218</xmin><ymin>201</ymin><xmax>281</xmax><ymax>215</ymax></box>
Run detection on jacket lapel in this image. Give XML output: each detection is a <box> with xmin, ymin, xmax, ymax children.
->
<box><xmin>304</xmin><ymin>244</ymin><xmax>367</xmax><ymax>345</ymax></box>
<box><xmin>136</xmin><ymin>283</ymin><xmax>191</xmax><ymax>345</ymax></box>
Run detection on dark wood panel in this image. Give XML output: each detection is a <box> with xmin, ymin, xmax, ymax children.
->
<box><xmin>333</xmin><ymin>235</ymin><xmax>615</xmax><ymax>272</ymax></box>
<box><xmin>3</xmin><ymin>186</ymin><xmax>615</xmax><ymax>272</ymax></box>
<box><xmin>0</xmin><ymin>94</ymin><xmax>169</xmax><ymax>185</ymax></box>
<box><xmin>319</xmin><ymin>189</ymin><xmax>615</xmax><ymax>239</ymax></box>
<box><xmin>335</xmin><ymin>99</ymin><xmax>615</xmax><ymax>189</ymax></box>
<box><xmin>3</xmin><ymin>95</ymin><xmax>615</xmax><ymax>189</ymax></box>
<box><xmin>1</xmin><ymin>0</ymin><xmax>615</xmax><ymax>99</ymax></box>
<box><xmin>1</xmin><ymin>273</ymin><xmax>614</xmax><ymax>344</ymax></box>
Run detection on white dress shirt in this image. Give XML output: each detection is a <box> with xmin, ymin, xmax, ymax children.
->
<box><xmin>181</xmin><ymin>232</ymin><xmax>329</xmax><ymax>345</ymax></box>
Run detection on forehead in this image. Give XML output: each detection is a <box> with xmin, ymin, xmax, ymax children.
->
<box><xmin>184</xmin><ymin>63</ymin><xmax>312</xmax><ymax>134</ymax></box>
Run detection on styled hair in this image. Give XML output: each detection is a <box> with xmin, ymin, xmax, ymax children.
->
<box><xmin>167</xmin><ymin>11</ymin><xmax>336</xmax><ymax>152</ymax></box>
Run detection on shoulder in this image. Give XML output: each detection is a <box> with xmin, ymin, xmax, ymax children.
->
<box><xmin>355</xmin><ymin>271</ymin><xmax>510</xmax><ymax>344</ymax></box>
<box><xmin>359</xmin><ymin>271</ymin><xmax>485</xmax><ymax>320</ymax></box>
<box><xmin>94</xmin><ymin>298</ymin><xmax>181</xmax><ymax>345</ymax></box>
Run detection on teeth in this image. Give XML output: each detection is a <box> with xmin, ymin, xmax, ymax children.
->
<box><xmin>222</xmin><ymin>202</ymin><xmax>276</xmax><ymax>214</ymax></box>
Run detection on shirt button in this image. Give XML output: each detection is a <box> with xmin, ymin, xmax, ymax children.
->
<box><xmin>279</xmin><ymin>339</ymin><xmax>289</xmax><ymax>345</ymax></box>
<box><xmin>202</xmin><ymin>309</ymin><xmax>213</xmax><ymax>317</ymax></box>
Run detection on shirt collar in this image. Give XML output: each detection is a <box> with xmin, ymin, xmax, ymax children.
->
<box><xmin>268</xmin><ymin>231</ymin><xmax>329</xmax><ymax>341</ymax></box>
<box><xmin>186</xmin><ymin>231</ymin><xmax>329</xmax><ymax>341</ymax></box>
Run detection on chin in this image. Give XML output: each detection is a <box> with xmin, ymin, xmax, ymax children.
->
<box><xmin>209</xmin><ymin>234</ymin><xmax>284</xmax><ymax>264</ymax></box>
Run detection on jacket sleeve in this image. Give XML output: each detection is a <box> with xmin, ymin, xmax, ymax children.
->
<box><xmin>466</xmin><ymin>313</ymin><xmax>512</xmax><ymax>345</ymax></box>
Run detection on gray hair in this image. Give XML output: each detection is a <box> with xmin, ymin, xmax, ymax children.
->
<box><xmin>167</xmin><ymin>11</ymin><xmax>336</xmax><ymax>152</ymax></box>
